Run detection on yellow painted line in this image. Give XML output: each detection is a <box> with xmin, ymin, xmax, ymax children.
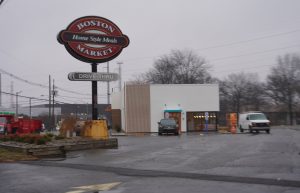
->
<box><xmin>66</xmin><ymin>182</ymin><xmax>121</xmax><ymax>193</ymax></box>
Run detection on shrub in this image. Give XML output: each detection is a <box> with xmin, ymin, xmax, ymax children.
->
<box><xmin>0</xmin><ymin>135</ymin><xmax>7</xmax><ymax>142</ymax></box>
<box><xmin>16</xmin><ymin>135</ymin><xmax>25</xmax><ymax>143</ymax></box>
<box><xmin>23</xmin><ymin>135</ymin><xmax>35</xmax><ymax>144</ymax></box>
<box><xmin>115</xmin><ymin>125</ymin><xmax>121</xmax><ymax>132</ymax></box>
<box><xmin>1</xmin><ymin>133</ymin><xmax>63</xmax><ymax>145</ymax></box>
<box><xmin>36</xmin><ymin>137</ymin><xmax>47</xmax><ymax>145</ymax></box>
<box><xmin>45</xmin><ymin>133</ymin><xmax>54</xmax><ymax>138</ymax></box>
<box><xmin>43</xmin><ymin>135</ymin><xmax>52</xmax><ymax>142</ymax></box>
<box><xmin>54</xmin><ymin>135</ymin><xmax>65</xmax><ymax>140</ymax></box>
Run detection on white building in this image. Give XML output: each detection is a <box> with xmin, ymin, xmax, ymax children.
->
<box><xmin>111</xmin><ymin>83</ymin><xmax>219</xmax><ymax>133</ymax></box>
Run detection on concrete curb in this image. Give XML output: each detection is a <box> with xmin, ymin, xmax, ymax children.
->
<box><xmin>0</xmin><ymin>138</ymin><xmax>118</xmax><ymax>158</ymax></box>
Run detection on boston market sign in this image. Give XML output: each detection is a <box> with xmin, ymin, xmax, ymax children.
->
<box><xmin>58</xmin><ymin>16</ymin><xmax>129</xmax><ymax>63</ymax></box>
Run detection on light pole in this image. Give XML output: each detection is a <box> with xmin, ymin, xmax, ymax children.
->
<box><xmin>16</xmin><ymin>91</ymin><xmax>22</xmax><ymax>118</ymax></box>
<box><xmin>117</xmin><ymin>61</ymin><xmax>123</xmax><ymax>91</ymax></box>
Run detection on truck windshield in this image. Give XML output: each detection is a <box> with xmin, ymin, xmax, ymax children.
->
<box><xmin>160</xmin><ymin>119</ymin><xmax>176</xmax><ymax>125</ymax></box>
<box><xmin>249</xmin><ymin>114</ymin><xmax>267</xmax><ymax>120</ymax></box>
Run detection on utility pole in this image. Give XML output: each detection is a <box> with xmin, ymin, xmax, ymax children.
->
<box><xmin>10</xmin><ymin>81</ymin><xmax>14</xmax><ymax>108</ymax></box>
<box><xmin>29</xmin><ymin>98</ymin><xmax>32</xmax><ymax>119</ymax></box>
<box><xmin>16</xmin><ymin>91</ymin><xmax>22</xmax><ymax>117</ymax></box>
<box><xmin>52</xmin><ymin>79</ymin><xmax>55</xmax><ymax>130</ymax></box>
<box><xmin>117</xmin><ymin>62</ymin><xmax>123</xmax><ymax>91</ymax></box>
<box><xmin>0</xmin><ymin>73</ymin><xmax>2</xmax><ymax>107</ymax></box>
<box><xmin>49</xmin><ymin>75</ymin><xmax>51</xmax><ymax>129</ymax></box>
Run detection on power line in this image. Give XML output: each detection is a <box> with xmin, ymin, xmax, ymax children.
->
<box><xmin>120</xmin><ymin>28</ymin><xmax>300</xmax><ymax>62</ymax></box>
<box><xmin>0</xmin><ymin>68</ymin><xmax>48</xmax><ymax>88</ymax></box>
<box><xmin>213</xmin><ymin>56</ymin><xmax>272</xmax><ymax>70</ymax></box>
<box><xmin>122</xmin><ymin>44</ymin><xmax>300</xmax><ymax>73</ymax></box>
<box><xmin>194</xmin><ymin>29</ymin><xmax>300</xmax><ymax>52</ymax></box>
<box><xmin>210</xmin><ymin>44</ymin><xmax>300</xmax><ymax>62</ymax></box>
<box><xmin>115</xmin><ymin>43</ymin><xmax>300</xmax><ymax>75</ymax></box>
<box><xmin>215</xmin><ymin>63</ymin><xmax>274</xmax><ymax>74</ymax></box>
<box><xmin>45</xmin><ymin>94</ymin><xmax>92</xmax><ymax>100</ymax></box>
<box><xmin>0</xmin><ymin>68</ymin><xmax>91</xmax><ymax>96</ymax></box>
<box><xmin>1</xmin><ymin>91</ymin><xmax>47</xmax><ymax>101</ymax></box>
<box><xmin>55</xmin><ymin>86</ymin><xmax>90</xmax><ymax>96</ymax></box>
<box><xmin>0</xmin><ymin>91</ymin><xmax>69</xmax><ymax>104</ymax></box>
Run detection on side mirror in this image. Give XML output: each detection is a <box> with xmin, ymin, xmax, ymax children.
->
<box><xmin>246</xmin><ymin>117</ymin><xmax>249</xmax><ymax>120</ymax></box>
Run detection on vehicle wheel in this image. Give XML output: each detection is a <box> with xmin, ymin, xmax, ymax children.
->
<box><xmin>175</xmin><ymin>132</ymin><xmax>179</xmax><ymax>136</ymax></box>
<box><xmin>158</xmin><ymin>132</ymin><xmax>162</xmax><ymax>136</ymax></box>
<box><xmin>249</xmin><ymin>126</ymin><xmax>253</xmax><ymax>133</ymax></box>
<box><xmin>239</xmin><ymin>125</ymin><xmax>244</xmax><ymax>133</ymax></box>
<box><xmin>266</xmin><ymin>129</ymin><xmax>270</xmax><ymax>134</ymax></box>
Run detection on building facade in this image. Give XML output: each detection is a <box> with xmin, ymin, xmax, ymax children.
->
<box><xmin>111</xmin><ymin>84</ymin><xmax>220</xmax><ymax>133</ymax></box>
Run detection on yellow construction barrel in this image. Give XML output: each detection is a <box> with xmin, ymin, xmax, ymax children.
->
<box><xmin>84</xmin><ymin>120</ymin><xmax>109</xmax><ymax>139</ymax></box>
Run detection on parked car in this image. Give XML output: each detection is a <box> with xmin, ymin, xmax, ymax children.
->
<box><xmin>239</xmin><ymin>112</ymin><xmax>270</xmax><ymax>134</ymax></box>
<box><xmin>158</xmin><ymin>118</ymin><xmax>179</xmax><ymax>135</ymax></box>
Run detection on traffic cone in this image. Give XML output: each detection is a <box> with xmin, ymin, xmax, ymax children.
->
<box><xmin>231</xmin><ymin>125</ymin><xmax>236</xmax><ymax>134</ymax></box>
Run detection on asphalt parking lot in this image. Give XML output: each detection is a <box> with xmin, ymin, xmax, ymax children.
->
<box><xmin>1</xmin><ymin>127</ymin><xmax>300</xmax><ymax>193</ymax></box>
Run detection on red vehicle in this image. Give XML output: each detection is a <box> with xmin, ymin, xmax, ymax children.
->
<box><xmin>0</xmin><ymin>112</ymin><xmax>43</xmax><ymax>134</ymax></box>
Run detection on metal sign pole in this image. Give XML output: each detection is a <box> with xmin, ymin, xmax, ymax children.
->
<box><xmin>91</xmin><ymin>63</ymin><xmax>98</xmax><ymax>120</ymax></box>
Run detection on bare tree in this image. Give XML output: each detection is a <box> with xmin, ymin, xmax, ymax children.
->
<box><xmin>220</xmin><ymin>73</ymin><xmax>267</xmax><ymax>113</ymax></box>
<box><xmin>266</xmin><ymin>54</ymin><xmax>300</xmax><ymax>125</ymax></box>
<box><xmin>137</xmin><ymin>49</ymin><xmax>213</xmax><ymax>84</ymax></box>
<box><xmin>244</xmin><ymin>81</ymin><xmax>268</xmax><ymax>110</ymax></box>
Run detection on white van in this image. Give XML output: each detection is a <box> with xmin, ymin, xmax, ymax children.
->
<box><xmin>238</xmin><ymin>112</ymin><xmax>270</xmax><ymax>134</ymax></box>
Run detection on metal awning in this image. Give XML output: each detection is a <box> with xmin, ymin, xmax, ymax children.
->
<box><xmin>164</xmin><ymin>109</ymin><xmax>182</xmax><ymax>113</ymax></box>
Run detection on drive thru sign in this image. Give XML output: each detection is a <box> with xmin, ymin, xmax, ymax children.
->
<box><xmin>68</xmin><ymin>72</ymin><xmax>118</xmax><ymax>81</ymax></box>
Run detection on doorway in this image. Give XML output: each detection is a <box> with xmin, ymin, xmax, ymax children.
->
<box><xmin>164</xmin><ymin>111</ymin><xmax>182</xmax><ymax>132</ymax></box>
<box><xmin>186</xmin><ymin>112</ymin><xmax>217</xmax><ymax>132</ymax></box>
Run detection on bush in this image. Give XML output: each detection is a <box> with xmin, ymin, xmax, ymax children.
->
<box><xmin>45</xmin><ymin>133</ymin><xmax>54</xmax><ymax>138</ymax></box>
<box><xmin>43</xmin><ymin>135</ymin><xmax>52</xmax><ymax>142</ymax></box>
<box><xmin>23</xmin><ymin>135</ymin><xmax>36</xmax><ymax>144</ymax></box>
<box><xmin>115</xmin><ymin>125</ymin><xmax>122</xmax><ymax>132</ymax></box>
<box><xmin>54</xmin><ymin>135</ymin><xmax>65</xmax><ymax>140</ymax></box>
<box><xmin>0</xmin><ymin>135</ymin><xmax>8</xmax><ymax>142</ymax></box>
<box><xmin>16</xmin><ymin>135</ymin><xmax>25</xmax><ymax>143</ymax></box>
<box><xmin>0</xmin><ymin>134</ymin><xmax>52</xmax><ymax>145</ymax></box>
<box><xmin>36</xmin><ymin>137</ymin><xmax>47</xmax><ymax>145</ymax></box>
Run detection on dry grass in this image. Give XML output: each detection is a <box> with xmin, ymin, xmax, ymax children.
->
<box><xmin>0</xmin><ymin>147</ymin><xmax>38</xmax><ymax>162</ymax></box>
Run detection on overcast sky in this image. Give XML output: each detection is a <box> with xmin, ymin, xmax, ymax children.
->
<box><xmin>0</xmin><ymin>0</ymin><xmax>300</xmax><ymax>106</ymax></box>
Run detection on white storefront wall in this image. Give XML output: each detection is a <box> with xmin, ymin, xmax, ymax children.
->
<box><xmin>111</xmin><ymin>84</ymin><xmax>220</xmax><ymax>133</ymax></box>
<box><xmin>111</xmin><ymin>89</ymin><xmax>126</xmax><ymax>132</ymax></box>
<box><xmin>150</xmin><ymin>84</ymin><xmax>219</xmax><ymax>132</ymax></box>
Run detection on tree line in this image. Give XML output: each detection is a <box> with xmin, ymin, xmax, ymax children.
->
<box><xmin>134</xmin><ymin>50</ymin><xmax>300</xmax><ymax>125</ymax></box>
